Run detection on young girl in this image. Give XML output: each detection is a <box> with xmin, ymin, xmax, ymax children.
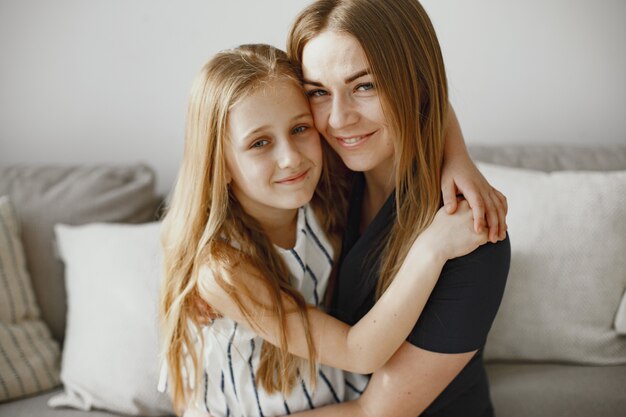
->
<box><xmin>159</xmin><ymin>44</ymin><xmax>487</xmax><ymax>417</ymax></box>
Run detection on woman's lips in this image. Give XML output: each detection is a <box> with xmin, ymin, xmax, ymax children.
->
<box><xmin>335</xmin><ymin>131</ymin><xmax>375</xmax><ymax>148</ymax></box>
<box><xmin>276</xmin><ymin>169</ymin><xmax>309</xmax><ymax>184</ymax></box>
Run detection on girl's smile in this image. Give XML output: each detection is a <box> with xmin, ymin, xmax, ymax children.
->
<box><xmin>275</xmin><ymin>168</ymin><xmax>311</xmax><ymax>184</ymax></box>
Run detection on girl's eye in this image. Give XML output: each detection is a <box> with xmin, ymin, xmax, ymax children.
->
<box><xmin>306</xmin><ymin>89</ymin><xmax>327</xmax><ymax>98</ymax></box>
<box><xmin>292</xmin><ymin>125</ymin><xmax>309</xmax><ymax>135</ymax></box>
<box><xmin>356</xmin><ymin>82</ymin><xmax>375</xmax><ymax>92</ymax></box>
<box><xmin>251</xmin><ymin>139</ymin><xmax>269</xmax><ymax>149</ymax></box>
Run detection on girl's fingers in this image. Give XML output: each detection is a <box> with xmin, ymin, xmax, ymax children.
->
<box><xmin>464</xmin><ymin>189</ymin><xmax>486</xmax><ymax>234</ymax></box>
<box><xmin>484</xmin><ymin>194</ymin><xmax>500</xmax><ymax>243</ymax></box>
<box><xmin>496</xmin><ymin>188</ymin><xmax>508</xmax><ymax>215</ymax></box>
<box><xmin>442</xmin><ymin>180</ymin><xmax>459</xmax><ymax>214</ymax></box>
<box><xmin>495</xmin><ymin>190</ymin><xmax>508</xmax><ymax>240</ymax></box>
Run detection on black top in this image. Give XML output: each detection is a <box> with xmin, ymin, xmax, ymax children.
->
<box><xmin>332</xmin><ymin>173</ymin><xmax>510</xmax><ymax>416</ymax></box>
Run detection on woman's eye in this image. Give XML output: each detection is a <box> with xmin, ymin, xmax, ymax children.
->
<box><xmin>292</xmin><ymin>125</ymin><xmax>309</xmax><ymax>135</ymax></box>
<box><xmin>251</xmin><ymin>139</ymin><xmax>269</xmax><ymax>149</ymax></box>
<box><xmin>356</xmin><ymin>82</ymin><xmax>375</xmax><ymax>92</ymax></box>
<box><xmin>306</xmin><ymin>89</ymin><xmax>327</xmax><ymax>98</ymax></box>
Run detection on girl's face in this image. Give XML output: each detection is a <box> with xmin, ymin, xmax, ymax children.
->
<box><xmin>225</xmin><ymin>79</ymin><xmax>322</xmax><ymax>221</ymax></box>
<box><xmin>301</xmin><ymin>31</ymin><xmax>395</xmax><ymax>177</ymax></box>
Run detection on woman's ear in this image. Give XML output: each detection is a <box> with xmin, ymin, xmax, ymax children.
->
<box><xmin>225</xmin><ymin>169</ymin><xmax>232</xmax><ymax>185</ymax></box>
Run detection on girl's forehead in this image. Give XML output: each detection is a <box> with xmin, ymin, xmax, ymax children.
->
<box><xmin>231</xmin><ymin>78</ymin><xmax>304</xmax><ymax>108</ymax></box>
<box><xmin>227</xmin><ymin>79</ymin><xmax>311</xmax><ymax>138</ymax></box>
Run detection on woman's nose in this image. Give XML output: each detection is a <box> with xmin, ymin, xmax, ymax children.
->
<box><xmin>328</xmin><ymin>94</ymin><xmax>358</xmax><ymax>130</ymax></box>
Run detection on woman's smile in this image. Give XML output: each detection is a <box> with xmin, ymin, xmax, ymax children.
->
<box><xmin>334</xmin><ymin>131</ymin><xmax>377</xmax><ymax>148</ymax></box>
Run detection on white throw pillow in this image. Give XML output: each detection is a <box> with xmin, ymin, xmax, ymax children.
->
<box><xmin>0</xmin><ymin>196</ymin><xmax>60</xmax><ymax>402</ymax></box>
<box><xmin>49</xmin><ymin>222</ymin><xmax>172</xmax><ymax>415</ymax></box>
<box><xmin>479</xmin><ymin>163</ymin><xmax>626</xmax><ymax>364</ymax></box>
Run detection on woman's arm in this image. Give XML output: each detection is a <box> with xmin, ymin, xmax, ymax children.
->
<box><xmin>198</xmin><ymin>202</ymin><xmax>487</xmax><ymax>374</ymax></box>
<box><xmin>441</xmin><ymin>105</ymin><xmax>508</xmax><ymax>243</ymax></box>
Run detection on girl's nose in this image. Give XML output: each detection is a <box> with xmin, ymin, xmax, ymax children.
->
<box><xmin>276</xmin><ymin>137</ymin><xmax>302</xmax><ymax>169</ymax></box>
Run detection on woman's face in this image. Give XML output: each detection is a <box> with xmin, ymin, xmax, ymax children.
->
<box><xmin>301</xmin><ymin>30</ymin><xmax>394</xmax><ymax>177</ymax></box>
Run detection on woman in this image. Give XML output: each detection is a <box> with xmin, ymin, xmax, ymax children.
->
<box><xmin>286</xmin><ymin>0</ymin><xmax>511</xmax><ymax>416</ymax></box>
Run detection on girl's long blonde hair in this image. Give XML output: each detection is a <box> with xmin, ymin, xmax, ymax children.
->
<box><xmin>159</xmin><ymin>44</ymin><xmax>348</xmax><ymax>415</ymax></box>
<box><xmin>288</xmin><ymin>0</ymin><xmax>449</xmax><ymax>297</ymax></box>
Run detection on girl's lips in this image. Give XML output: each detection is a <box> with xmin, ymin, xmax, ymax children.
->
<box><xmin>335</xmin><ymin>131</ymin><xmax>375</xmax><ymax>148</ymax></box>
<box><xmin>276</xmin><ymin>169</ymin><xmax>309</xmax><ymax>184</ymax></box>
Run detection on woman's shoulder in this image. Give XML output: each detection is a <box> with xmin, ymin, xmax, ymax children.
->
<box><xmin>438</xmin><ymin>232</ymin><xmax>511</xmax><ymax>292</ymax></box>
<box><xmin>409</xmin><ymin>234</ymin><xmax>511</xmax><ymax>352</ymax></box>
<box><xmin>452</xmin><ymin>232</ymin><xmax>510</xmax><ymax>270</ymax></box>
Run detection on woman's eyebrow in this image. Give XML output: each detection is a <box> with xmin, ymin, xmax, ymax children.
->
<box><xmin>302</xmin><ymin>69</ymin><xmax>371</xmax><ymax>87</ymax></box>
<box><xmin>345</xmin><ymin>69</ymin><xmax>370</xmax><ymax>83</ymax></box>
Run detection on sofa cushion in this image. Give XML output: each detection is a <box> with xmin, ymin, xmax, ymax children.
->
<box><xmin>0</xmin><ymin>388</ymin><xmax>143</xmax><ymax>417</ymax></box>
<box><xmin>478</xmin><ymin>163</ymin><xmax>626</xmax><ymax>364</ymax></box>
<box><xmin>49</xmin><ymin>222</ymin><xmax>172</xmax><ymax>416</ymax></box>
<box><xmin>0</xmin><ymin>196</ymin><xmax>60</xmax><ymax>402</ymax></box>
<box><xmin>486</xmin><ymin>363</ymin><xmax>626</xmax><ymax>417</ymax></box>
<box><xmin>0</xmin><ymin>165</ymin><xmax>161</xmax><ymax>343</ymax></box>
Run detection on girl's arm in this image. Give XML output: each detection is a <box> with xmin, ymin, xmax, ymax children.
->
<box><xmin>441</xmin><ymin>104</ymin><xmax>508</xmax><ymax>243</ymax></box>
<box><xmin>198</xmin><ymin>201</ymin><xmax>487</xmax><ymax>375</ymax></box>
<box><xmin>283</xmin><ymin>343</ymin><xmax>476</xmax><ymax>417</ymax></box>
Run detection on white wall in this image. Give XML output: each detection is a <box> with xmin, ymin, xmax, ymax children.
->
<box><xmin>425</xmin><ymin>0</ymin><xmax>626</xmax><ymax>147</ymax></box>
<box><xmin>1</xmin><ymin>0</ymin><xmax>624</xmax><ymax>194</ymax></box>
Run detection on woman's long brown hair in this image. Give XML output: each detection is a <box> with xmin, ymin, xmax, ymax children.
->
<box><xmin>288</xmin><ymin>0</ymin><xmax>449</xmax><ymax>297</ymax></box>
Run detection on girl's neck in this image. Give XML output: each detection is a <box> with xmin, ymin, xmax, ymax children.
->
<box><xmin>253</xmin><ymin>208</ymin><xmax>299</xmax><ymax>250</ymax></box>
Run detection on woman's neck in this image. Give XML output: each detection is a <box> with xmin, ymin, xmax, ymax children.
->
<box><xmin>361</xmin><ymin>161</ymin><xmax>395</xmax><ymax>232</ymax></box>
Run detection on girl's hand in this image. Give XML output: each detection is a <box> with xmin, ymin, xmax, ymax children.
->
<box><xmin>441</xmin><ymin>154</ymin><xmax>508</xmax><ymax>243</ymax></box>
<box><xmin>417</xmin><ymin>199</ymin><xmax>489</xmax><ymax>262</ymax></box>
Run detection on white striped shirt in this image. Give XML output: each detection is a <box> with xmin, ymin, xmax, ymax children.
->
<box><xmin>161</xmin><ymin>205</ymin><xmax>367</xmax><ymax>416</ymax></box>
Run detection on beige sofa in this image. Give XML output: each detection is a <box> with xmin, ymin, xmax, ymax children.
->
<box><xmin>0</xmin><ymin>144</ymin><xmax>625</xmax><ymax>417</ymax></box>
<box><xmin>469</xmin><ymin>145</ymin><xmax>626</xmax><ymax>417</ymax></box>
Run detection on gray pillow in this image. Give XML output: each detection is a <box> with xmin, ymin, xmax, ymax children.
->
<box><xmin>0</xmin><ymin>165</ymin><xmax>161</xmax><ymax>343</ymax></box>
<box><xmin>0</xmin><ymin>196</ymin><xmax>61</xmax><ymax>401</ymax></box>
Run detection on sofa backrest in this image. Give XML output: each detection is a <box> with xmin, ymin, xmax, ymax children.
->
<box><xmin>0</xmin><ymin>165</ymin><xmax>161</xmax><ymax>343</ymax></box>
<box><xmin>468</xmin><ymin>144</ymin><xmax>626</xmax><ymax>171</ymax></box>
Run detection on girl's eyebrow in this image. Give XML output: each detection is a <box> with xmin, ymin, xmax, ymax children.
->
<box><xmin>291</xmin><ymin>112</ymin><xmax>311</xmax><ymax>121</ymax></box>
<box><xmin>241</xmin><ymin>112</ymin><xmax>311</xmax><ymax>141</ymax></box>
<box><xmin>303</xmin><ymin>69</ymin><xmax>371</xmax><ymax>86</ymax></box>
<box><xmin>302</xmin><ymin>79</ymin><xmax>323</xmax><ymax>87</ymax></box>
